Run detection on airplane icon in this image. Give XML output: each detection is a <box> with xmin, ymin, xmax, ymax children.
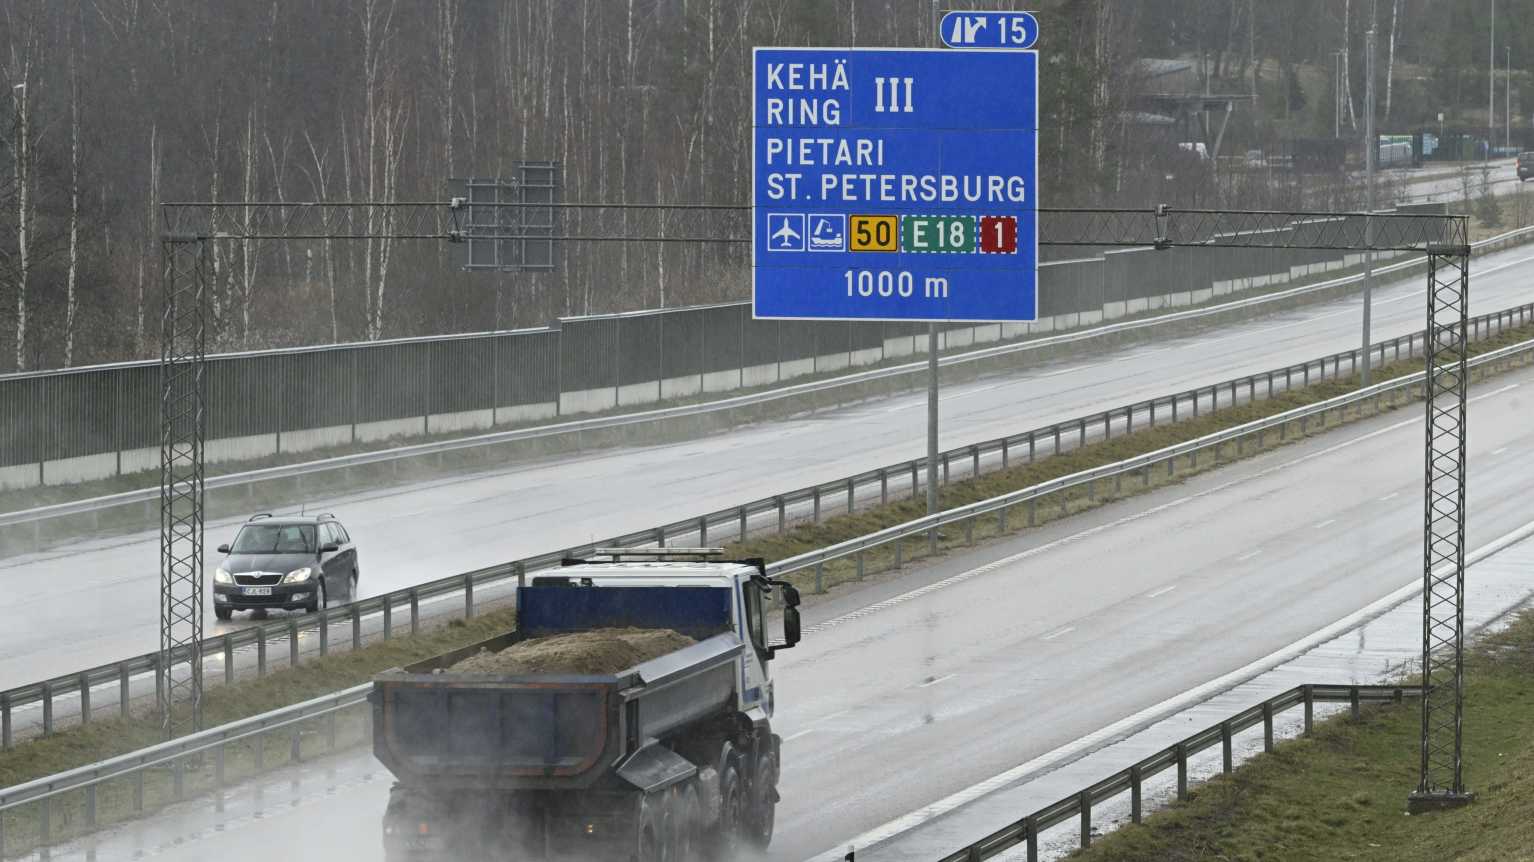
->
<box><xmin>766</xmin><ymin>214</ymin><xmax>805</xmax><ymax>251</ymax></box>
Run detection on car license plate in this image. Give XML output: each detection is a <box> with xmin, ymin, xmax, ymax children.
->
<box><xmin>242</xmin><ymin>586</ymin><xmax>273</xmax><ymax>596</ymax></box>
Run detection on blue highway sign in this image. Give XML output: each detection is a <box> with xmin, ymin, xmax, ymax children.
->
<box><xmin>752</xmin><ymin>48</ymin><xmax>1038</xmax><ymax>321</ymax></box>
<box><xmin>939</xmin><ymin>11</ymin><xmax>1040</xmax><ymax>50</ymax></box>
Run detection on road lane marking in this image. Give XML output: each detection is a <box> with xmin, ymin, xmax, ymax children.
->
<box><xmin>1236</xmin><ymin>550</ymin><xmax>1263</xmax><ymax>562</ymax></box>
<box><xmin>804</xmin><ymin>516</ymin><xmax>1534</xmax><ymax>862</ymax></box>
<box><xmin>917</xmin><ymin>674</ymin><xmax>956</xmax><ymax>689</ymax></box>
<box><xmin>1493</xmin><ymin>446</ymin><xmax>1509</xmax><ymax>456</ymax></box>
<box><xmin>1145</xmin><ymin>584</ymin><xmax>1177</xmax><ymax>598</ymax></box>
<box><xmin>783</xmin><ymin>729</ymin><xmax>817</xmax><ymax>742</ymax></box>
<box><xmin>1379</xmin><ymin>492</ymin><xmax>1400</xmax><ymax>501</ymax></box>
<box><xmin>1314</xmin><ymin>519</ymin><xmax>1337</xmax><ymax>529</ymax></box>
<box><xmin>1040</xmin><ymin>626</ymin><xmax>1075</xmax><ymax>641</ymax></box>
<box><xmin>1041</xmin><ymin>362</ymin><xmax>1106</xmax><ymax>378</ymax></box>
<box><xmin>805</xmin><ymin>378</ymin><xmax>1525</xmax><ymax>637</ymax></box>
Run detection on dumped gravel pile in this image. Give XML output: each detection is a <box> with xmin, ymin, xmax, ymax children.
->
<box><xmin>448</xmin><ymin>628</ymin><xmax>697</xmax><ymax>675</ymax></box>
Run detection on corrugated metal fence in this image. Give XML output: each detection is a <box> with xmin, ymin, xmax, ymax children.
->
<box><xmin>0</xmin><ymin>224</ymin><xmax>1425</xmax><ymax>489</ymax></box>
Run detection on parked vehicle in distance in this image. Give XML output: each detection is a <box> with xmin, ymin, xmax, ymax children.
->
<box><xmin>1518</xmin><ymin>152</ymin><xmax>1534</xmax><ymax>181</ymax></box>
<box><xmin>212</xmin><ymin>513</ymin><xmax>360</xmax><ymax>620</ymax></box>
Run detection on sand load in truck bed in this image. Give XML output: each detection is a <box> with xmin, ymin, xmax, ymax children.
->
<box><xmin>447</xmin><ymin>628</ymin><xmax>698</xmax><ymax>675</ymax></box>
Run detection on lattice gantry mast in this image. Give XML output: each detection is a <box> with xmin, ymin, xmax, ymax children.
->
<box><xmin>158</xmin><ymin>238</ymin><xmax>208</xmax><ymax>736</ymax></box>
<box><xmin>1409</xmin><ymin>241</ymin><xmax>1474</xmax><ymax>812</ymax></box>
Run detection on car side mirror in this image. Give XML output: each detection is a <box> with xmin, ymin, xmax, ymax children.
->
<box><xmin>320</xmin><ymin>543</ymin><xmax>339</xmax><ymax>554</ymax></box>
<box><xmin>216</xmin><ymin>544</ymin><xmax>230</xmax><ymax>555</ymax></box>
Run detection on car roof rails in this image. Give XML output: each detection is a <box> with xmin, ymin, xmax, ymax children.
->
<box><xmin>248</xmin><ymin>513</ymin><xmax>273</xmax><ymax>521</ymax></box>
<box><xmin>315</xmin><ymin>512</ymin><xmax>337</xmax><ymax>521</ymax></box>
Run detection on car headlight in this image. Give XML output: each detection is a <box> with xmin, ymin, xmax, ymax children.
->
<box><xmin>282</xmin><ymin>567</ymin><xmax>313</xmax><ymax>584</ymax></box>
<box><xmin>214</xmin><ymin>568</ymin><xmax>233</xmax><ymax>584</ymax></box>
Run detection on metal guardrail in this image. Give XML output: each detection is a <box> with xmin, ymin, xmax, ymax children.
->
<box><xmin>933</xmin><ymin>684</ymin><xmax>1419</xmax><ymax>862</ymax></box>
<box><xmin>2</xmin><ymin>298</ymin><xmax>1531</xmax><ymax>750</ymax></box>
<box><xmin>0</xmin><ymin>683</ymin><xmax>369</xmax><ymax>856</ymax></box>
<box><xmin>760</xmin><ymin>331</ymin><xmax>1534</xmax><ymax>587</ymax></box>
<box><xmin>9</xmin><ymin>220</ymin><xmax>1521</xmax><ymax>534</ymax></box>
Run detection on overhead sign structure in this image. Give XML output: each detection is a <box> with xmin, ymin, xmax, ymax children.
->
<box><xmin>939</xmin><ymin>10</ymin><xmax>1040</xmax><ymax>50</ymax></box>
<box><xmin>752</xmin><ymin>48</ymin><xmax>1038</xmax><ymax>321</ymax></box>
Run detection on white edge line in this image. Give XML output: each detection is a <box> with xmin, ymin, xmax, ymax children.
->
<box><xmin>802</xmin><ymin>518</ymin><xmax>1534</xmax><ymax>862</ymax></box>
<box><xmin>1145</xmin><ymin>584</ymin><xmax>1177</xmax><ymax>599</ymax></box>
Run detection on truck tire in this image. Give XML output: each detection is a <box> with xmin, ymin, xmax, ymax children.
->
<box><xmin>746</xmin><ymin>748</ymin><xmax>779</xmax><ymax>848</ymax></box>
<box><xmin>707</xmin><ymin>763</ymin><xmax>746</xmax><ymax>859</ymax></box>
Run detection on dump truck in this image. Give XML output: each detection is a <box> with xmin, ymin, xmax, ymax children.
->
<box><xmin>372</xmin><ymin>549</ymin><xmax>804</xmax><ymax>861</ymax></box>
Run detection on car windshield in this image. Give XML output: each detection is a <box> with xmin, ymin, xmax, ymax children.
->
<box><xmin>231</xmin><ymin>524</ymin><xmax>316</xmax><ymax>554</ymax></box>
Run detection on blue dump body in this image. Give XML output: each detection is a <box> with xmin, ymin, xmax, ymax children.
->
<box><xmin>372</xmin><ymin>585</ymin><xmax>741</xmax><ymax>792</ymax></box>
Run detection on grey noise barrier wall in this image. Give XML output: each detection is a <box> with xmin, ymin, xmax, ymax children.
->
<box><xmin>0</xmin><ymin>205</ymin><xmax>1458</xmax><ymax>495</ymax></box>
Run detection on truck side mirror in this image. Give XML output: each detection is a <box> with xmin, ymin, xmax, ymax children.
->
<box><xmin>783</xmin><ymin>607</ymin><xmax>802</xmax><ymax>649</ymax></box>
<box><xmin>780</xmin><ymin>583</ymin><xmax>801</xmax><ymax>608</ymax></box>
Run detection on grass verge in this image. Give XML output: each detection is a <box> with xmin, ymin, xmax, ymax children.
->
<box><xmin>1069</xmin><ymin>609</ymin><xmax>1534</xmax><ymax>862</ymax></box>
<box><xmin>0</xmin><ymin>608</ymin><xmax>516</xmax><ymax>857</ymax></box>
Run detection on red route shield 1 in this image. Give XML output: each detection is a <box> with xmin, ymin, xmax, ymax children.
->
<box><xmin>978</xmin><ymin>215</ymin><xmax>1019</xmax><ymax>254</ymax></box>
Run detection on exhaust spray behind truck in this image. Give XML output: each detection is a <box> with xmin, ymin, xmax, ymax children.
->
<box><xmin>371</xmin><ymin>549</ymin><xmax>803</xmax><ymax>861</ymax></box>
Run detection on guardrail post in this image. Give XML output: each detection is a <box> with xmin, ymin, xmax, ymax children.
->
<box><xmin>255</xmin><ymin>728</ymin><xmax>265</xmax><ymax>769</ymax></box>
<box><xmin>120</xmin><ymin>664</ymin><xmax>130</xmax><ymax>719</ymax></box>
<box><xmin>856</xmin><ymin>550</ymin><xmax>865</xmax><ymax>580</ymax></box>
<box><xmin>288</xmin><ymin>620</ymin><xmax>300</xmax><ymax>669</ymax></box>
<box><xmin>894</xmin><ymin>539</ymin><xmax>903</xmax><ymax>569</ymax></box>
<box><xmin>1</xmin><ymin>804</ymin><xmax>7</xmax><ymax>856</ymax></box>
<box><xmin>291</xmin><ymin>722</ymin><xmax>302</xmax><ymax>762</ymax></box>
<box><xmin>173</xmin><ymin>754</ymin><xmax>185</xmax><ymax>800</ymax></box>
<box><xmin>133</xmin><ymin>765</ymin><xmax>144</xmax><ymax>813</ymax></box>
<box><xmin>1130</xmin><ymin>764</ymin><xmax>1143</xmax><ymax>823</ymax></box>
<box><xmin>352</xmin><ymin>604</ymin><xmax>363</xmax><ymax>649</ymax></box>
<box><xmin>1079</xmin><ymin>789</ymin><xmax>1093</xmax><ymax>848</ymax></box>
<box><xmin>942</xmin><ymin>453</ymin><xmax>950</xmax><ymax>484</ymax></box>
<box><xmin>78</xmin><ymin>673</ymin><xmax>90</xmax><ymax>725</ymax></box>
<box><xmin>999</xmin><ymin>505</ymin><xmax>1008</xmax><ymax>533</ymax></box>
<box><xmin>964</xmin><ymin>517</ymin><xmax>974</xmax><ymax>545</ymax></box>
<box><xmin>1028</xmin><ymin>432</ymin><xmax>1036</xmax><ymax>463</ymax></box>
<box><xmin>1221</xmin><ymin>721</ymin><xmax>1234</xmax><ymax>773</ymax></box>
<box><xmin>655</xmin><ymin>526</ymin><xmax>666</xmax><ymax>548</ymax></box>
<box><xmin>463</xmin><ymin>573</ymin><xmax>475</xmax><ymax>620</ymax></box>
<box><xmin>41</xmin><ymin>682</ymin><xmax>52</xmax><ymax>736</ymax></box>
<box><xmin>1078</xmin><ymin>419</ymin><xmax>1086</xmax><ymax>449</ymax></box>
<box><xmin>698</xmin><ymin>516</ymin><xmax>708</xmax><ymax>547</ymax></box>
<box><xmin>1001</xmin><ymin>438</ymin><xmax>1010</xmax><ymax>468</ymax></box>
<box><xmin>1175</xmin><ymin>742</ymin><xmax>1189</xmax><ymax>800</ymax></box>
<box><xmin>1025</xmin><ymin>816</ymin><xmax>1040</xmax><ymax>862</ymax></box>
<box><xmin>1052</xmin><ymin>425</ymin><xmax>1061</xmax><ymax>454</ymax></box>
<box><xmin>1103</xmin><ymin>411</ymin><xmax>1111</xmax><ymax>441</ymax></box>
<box><xmin>1303</xmin><ymin>685</ymin><xmax>1314</xmax><ymax>734</ymax></box>
<box><xmin>1262</xmin><ymin>702</ymin><xmax>1275</xmax><ymax>752</ymax></box>
<box><xmin>409</xmin><ymin>589</ymin><xmax>420</xmax><ymax>635</ymax></box>
<box><xmin>1028</xmin><ymin>497</ymin><xmax>1036</xmax><ymax>527</ymax></box>
<box><xmin>1171</xmin><ymin>395</ymin><xmax>1178</xmax><ymax>422</ymax></box>
<box><xmin>318</xmin><ymin>612</ymin><xmax>329</xmax><ymax>656</ymax></box>
<box><xmin>971</xmin><ymin>445</ymin><xmax>980</xmax><ymax>478</ymax></box>
<box><xmin>777</xmin><ymin>496</ymin><xmax>786</xmax><ymax>533</ymax></box>
<box><xmin>383</xmin><ymin>595</ymin><xmax>393</xmax><ymax>640</ymax></box>
<box><xmin>328</xmin><ymin>708</ymin><xmax>338</xmax><ymax>750</ymax></box>
<box><xmin>256</xmin><ymin>627</ymin><xmax>267</xmax><ymax>677</ymax></box>
<box><xmin>0</xmin><ymin>693</ymin><xmax>9</xmax><ymax>750</ymax></box>
<box><xmin>1192</xmin><ymin>388</ymin><xmax>1200</xmax><ymax>417</ymax></box>
<box><xmin>814</xmin><ymin>561</ymin><xmax>825</xmax><ymax>594</ymax></box>
<box><xmin>813</xmin><ymin>487</ymin><xmax>821</xmax><ymax>523</ymax></box>
<box><xmin>1350</xmin><ymin>685</ymin><xmax>1361</xmax><ymax>720</ymax></box>
<box><xmin>739</xmin><ymin>506</ymin><xmax>749</xmax><ymax>541</ymax></box>
<box><xmin>86</xmin><ymin>782</ymin><xmax>97</xmax><ymax>828</ymax></box>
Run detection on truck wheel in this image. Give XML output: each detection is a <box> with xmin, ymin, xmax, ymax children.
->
<box><xmin>746</xmin><ymin>750</ymin><xmax>779</xmax><ymax>848</ymax></box>
<box><xmin>708</xmin><ymin>764</ymin><xmax>745</xmax><ymax>858</ymax></box>
<box><xmin>671</xmin><ymin>784</ymin><xmax>700</xmax><ymax>862</ymax></box>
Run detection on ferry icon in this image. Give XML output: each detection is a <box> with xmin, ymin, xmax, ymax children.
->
<box><xmin>807</xmin><ymin>214</ymin><xmax>846</xmax><ymax>252</ymax></box>
<box><xmin>766</xmin><ymin>213</ymin><xmax>805</xmax><ymax>251</ymax></box>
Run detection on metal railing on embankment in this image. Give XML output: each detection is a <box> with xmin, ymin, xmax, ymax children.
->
<box><xmin>2</xmin><ymin>300</ymin><xmax>1532</xmax><ymax>750</ymax></box>
<box><xmin>932</xmin><ymin>684</ymin><xmax>1419</xmax><ymax>862</ymax></box>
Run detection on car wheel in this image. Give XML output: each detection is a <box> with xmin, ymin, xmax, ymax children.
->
<box><xmin>215</xmin><ymin>606</ymin><xmax>233</xmax><ymax>621</ymax></box>
<box><xmin>307</xmin><ymin>578</ymin><xmax>327</xmax><ymax>614</ymax></box>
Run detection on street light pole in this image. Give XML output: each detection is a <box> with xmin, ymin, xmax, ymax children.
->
<box><xmin>1490</xmin><ymin>0</ymin><xmax>1496</xmax><ymax>161</ymax></box>
<box><xmin>1362</xmin><ymin>28</ymin><xmax>1376</xmax><ymax>385</ymax></box>
<box><xmin>1507</xmin><ymin>45</ymin><xmax>1512</xmax><ymax>151</ymax></box>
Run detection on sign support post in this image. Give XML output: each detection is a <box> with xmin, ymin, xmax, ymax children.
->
<box><xmin>927</xmin><ymin>323</ymin><xmax>939</xmax><ymax>550</ymax></box>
